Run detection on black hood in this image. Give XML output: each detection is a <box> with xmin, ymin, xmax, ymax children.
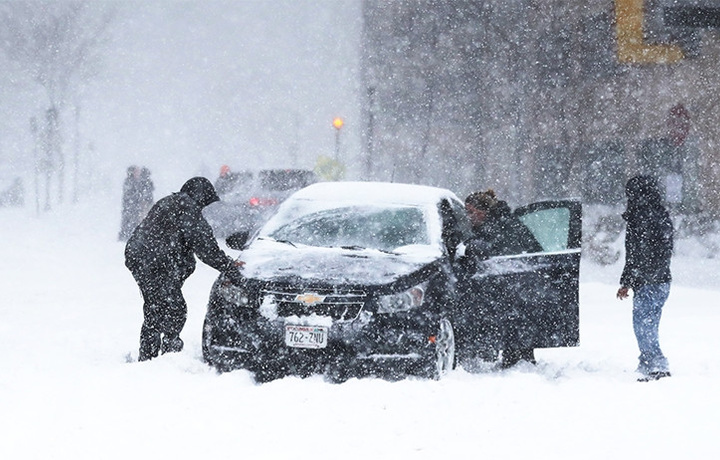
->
<box><xmin>180</xmin><ymin>177</ymin><xmax>220</xmax><ymax>208</ymax></box>
<box><xmin>626</xmin><ymin>175</ymin><xmax>663</xmax><ymax>205</ymax></box>
<box><xmin>623</xmin><ymin>175</ymin><xmax>664</xmax><ymax>219</ymax></box>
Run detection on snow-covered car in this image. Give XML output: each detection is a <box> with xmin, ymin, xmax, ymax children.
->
<box><xmin>202</xmin><ymin>181</ymin><xmax>581</xmax><ymax>382</ymax></box>
<box><xmin>203</xmin><ymin>168</ymin><xmax>317</xmax><ymax>237</ymax></box>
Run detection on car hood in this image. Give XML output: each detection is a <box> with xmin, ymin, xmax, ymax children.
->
<box><xmin>237</xmin><ymin>238</ymin><xmax>443</xmax><ymax>286</ymax></box>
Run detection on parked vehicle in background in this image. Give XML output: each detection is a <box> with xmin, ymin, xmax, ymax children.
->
<box><xmin>202</xmin><ymin>181</ymin><xmax>582</xmax><ymax>382</ymax></box>
<box><xmin>204</xmin><ymin>168</ymin><xmax>317</xmax><ymax>237</ymax></box>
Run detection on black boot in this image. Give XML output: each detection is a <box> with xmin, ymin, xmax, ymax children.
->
<box><xmin>138</xmin><ymin>331</ymin><xmax>161</xmax><ymax>361</ymax></box>
<box><xmin>161</xmin><ymin>336</ymin><xmax>184</xmax><ymax>354</ymax></box>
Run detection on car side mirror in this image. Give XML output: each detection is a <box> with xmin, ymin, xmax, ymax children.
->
<box><xmin>226</xmin><ymin>231</ymin><xmax>249</xmax><ymax>250</ymax></box>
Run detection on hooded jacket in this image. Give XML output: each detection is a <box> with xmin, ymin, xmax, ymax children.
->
<box><xmin>620</xmin><ymin>175</ymin><xmax>673</xmax><ymax>289</ymax></box>
<box><xmin>125</xmin><ymin>177</ymin><xmax>232</xmax><ymax>279</ymax></box>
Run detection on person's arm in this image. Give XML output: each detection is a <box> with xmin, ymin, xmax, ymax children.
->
<box><xmin>186</xmin><ymin>208</ymin><xmax>235</xmax><ymax>272</ymax></box>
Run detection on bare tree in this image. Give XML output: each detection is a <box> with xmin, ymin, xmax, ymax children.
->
<box><xmin>0</xmin><ymin>1</ymin><xmax>114</xmax><ymax>209</ymax></box>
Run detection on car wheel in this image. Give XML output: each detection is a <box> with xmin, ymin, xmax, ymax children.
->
<box><xmin>201</xmin><ymin>315</ymin><xmax>226</xmax><ymax>370</ymax></box>
<box><xmin>424</xmin><ymin>318</ymin><xmax>456</xmax><ymax>380</ymax></box>
<box><xmin>202</xmin><ymin>311</ymin><xmax>247</xmax><ymax>373</ymax></box>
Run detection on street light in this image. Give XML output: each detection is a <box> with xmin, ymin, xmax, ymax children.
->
<box><xmin>333</xmin><ymin>117</ymin><xmax>344</xmax><ymax>160</ymax></box>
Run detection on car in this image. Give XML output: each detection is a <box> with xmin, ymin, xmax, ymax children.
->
<box><xmin>202</xmin><ymin>181</ymin><xmax>581</xmax><ymax>382</ymax></box>
<box><xmin>203</xmin><ymin>168</ymin><xmax>317</xmax><ymax>237</ymax></box>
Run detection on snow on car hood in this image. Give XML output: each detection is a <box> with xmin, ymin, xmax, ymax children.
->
<box><xmin>237</xmin><ymin>238</ymin><xmax>443</xmax><ymax>285</ymax></box>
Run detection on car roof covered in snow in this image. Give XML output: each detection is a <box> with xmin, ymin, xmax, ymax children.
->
<box><xmin>288</xmin><ymin>181</ymin><xmax>461</xmax><ymax>207</ymax></box>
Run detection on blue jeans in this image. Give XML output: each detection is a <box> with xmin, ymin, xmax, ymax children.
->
<box><xmin>633</xmin><ymin>283</ymin><xmax>670</xmax><ymax>374</ymax></box>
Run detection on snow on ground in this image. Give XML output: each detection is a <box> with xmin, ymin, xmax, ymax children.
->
<box><xmin>2</xmin><ymin>195</ymin><xmax>720</xmax><ymax>459</ymax></box>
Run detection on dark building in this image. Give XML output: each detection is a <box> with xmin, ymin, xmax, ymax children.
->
<box><xmin>360</xmin><ymin>0</ymin><xmax>720</xmax><ymax>216</ymax></box>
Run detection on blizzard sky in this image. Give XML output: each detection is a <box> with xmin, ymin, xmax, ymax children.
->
<box><xmin>1</xmin><ymin>1</ymin><xmax>363</xmax><ymax>197</ymax></box>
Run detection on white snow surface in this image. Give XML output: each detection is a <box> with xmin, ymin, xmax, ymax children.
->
<box><xmin>2</xmin><ymin>193</ymin><xmax>720</xmax><ymax>459</ymax></box>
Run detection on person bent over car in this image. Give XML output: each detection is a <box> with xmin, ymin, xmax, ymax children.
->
<box><xmin>125</xmin><ymin>177</ymin><xmax>244</xmax><ymax>362</ymax></box>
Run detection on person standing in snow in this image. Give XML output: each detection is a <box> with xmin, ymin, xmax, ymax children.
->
<box><xmin>616</xmin><ymin>175</ymin><xmax>674</xmax><ymax>381</ymax></box>
<box><xmin>118</xmin><ymin>165</ymin><xmax>155</xmax><ymax>241</ymax></box>
<box><xmin>464</xmin><ymin>190</ymin><xmax>543</xmax><ymax>368</ymax></box>
<box><xmin>214</xmin><ymin>164</ymin><xmax>240</xmax><ymax>196</ymax></box>
<box><xmin>125</xmin><ymin>177</ymin><xmax>244</xmax><ymax>361</ymax></box>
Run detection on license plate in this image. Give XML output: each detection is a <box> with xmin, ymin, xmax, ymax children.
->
<box><xmin>285</xmin><ymin>325</ymin><xmax>328</xmax><ymax>349</ymax></box>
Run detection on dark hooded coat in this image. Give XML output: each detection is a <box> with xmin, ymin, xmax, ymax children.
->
<box><xmin>620</xmin><ymin>175</ymin><xmax>673</xmax><ymax>289</ymax></box>
<box><xmin>125</xmin><ymin>177</ymin><xmax>238</xmax><ymax>361</ymax></box>
<box><xmin>125</xmin><ymin>176</ymin><xmax>233</xmax><ymax>279</ymax></box>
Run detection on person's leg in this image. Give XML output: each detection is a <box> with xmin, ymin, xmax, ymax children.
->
<box><xmin>132</xmin><ymin>265</ymin><xmax>171</xmax><ymax>362</ymax></box>
<box><xmin>632</xmin><ymin>283</ymin><xmax>670</xmax><ymax>374</ymax></box>
<box><xmin>139</xmin><ymin>303</ymin><xmax>162</xmax><ymax>361</ymax></box>
<box><xmin>160</xmin><ymin>279</ymin><xmax>188</xmax><ymax>354</ymax></box>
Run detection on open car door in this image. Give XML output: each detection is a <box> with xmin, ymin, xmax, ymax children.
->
<box><xmin>509</xmin><ymin>200</ymin><xmax>582</xmax><ymax>348</ymax></box>
<box><xmin>456</xmin><ymin>200</ymin><xmax>582</xmax><ymax>359</ymax></box>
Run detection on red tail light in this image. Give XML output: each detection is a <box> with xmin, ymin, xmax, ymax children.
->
<box><xmin>249</xmin><ymin>197</ymin><xmax>279</xmax><ymax>207</ymax></box>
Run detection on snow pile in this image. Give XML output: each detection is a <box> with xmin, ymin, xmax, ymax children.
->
<box><xmin>2</xmin><ymin>195</ymin><xmax>720</xmax><ymax>459</ymax></box>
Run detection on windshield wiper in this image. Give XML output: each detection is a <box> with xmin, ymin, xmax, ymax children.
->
<box><xmin>339</xmin><ymin>245</ymin><xmax>397</xmax><ymax>255</ymax></box>
<box><xmin>258</xmin><ymin>236</ymin><xmax>296</xmax><ymax>247</ymax></box>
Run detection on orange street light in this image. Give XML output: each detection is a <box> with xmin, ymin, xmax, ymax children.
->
<box><xmin>332</xmin><ymin>117</ymin><xmax>344</xmax><ymax>160</ymax></box>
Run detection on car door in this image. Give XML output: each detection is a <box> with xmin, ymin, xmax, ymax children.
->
<box><xmin>509</xmin><ymin>200</ymin><xmax>582</xmax><ymax>348</ymax></box>
<box><xmin>456</xmin><ymin>200</ymin><xmax>581</xmax><ymax>357</ymax></box>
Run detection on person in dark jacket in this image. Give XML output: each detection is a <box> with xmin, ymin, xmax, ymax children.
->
<box><xmin>616</xmin><ymin>175</ymin><xmax>673</xmax><ymax>381</ymax></box>
<box><xmin>118</xmin><ymin>165</ymin><xmax>155</xmax><ymax>241</ymax></box>
<box><xmin>125</xmin><ymin>177</ymin><xmax>243</xmax><ymax>361</ymax></box>
<box><xmin>465</xmin><ymin>189</ymin><xmax>543</xmax><ymax>258</ymax></box>
<box><xmin>464</xmin><ymin>190</ymin><xmax>543</xmax><ymax>368</ymax></box>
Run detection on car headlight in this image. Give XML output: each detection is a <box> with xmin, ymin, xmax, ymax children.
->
<box><xmin>217</xmin><ymin>279</ymin><xmax>251</xmax><ymax>307</ymax></box>
<box><xmin>377</xmin><ymin>282</ymin><xmax>426</xmax><ymax>314</ymax></box>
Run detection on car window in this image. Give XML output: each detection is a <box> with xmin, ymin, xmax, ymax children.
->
<box><xmin>517</xmin><ymin>207</ymin><xmax>570</xmax><ymax>252</ymax></box>
<box><xmin>268</xmin><ymin>206</ymin><xmax>429</xmax><ymax>252</ymax></box>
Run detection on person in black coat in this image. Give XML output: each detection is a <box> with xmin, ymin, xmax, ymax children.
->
<box><xmin>125</xmin><ymin>177</ymin><xmax>243</xmax><ymax>361</ymax></box>
<box><xmin>465</xmin><ymin>189</ymin><xmax>543</xmax><ymax>258</ymax></box>
<box><xmin>616</xmin><ymin>175</ymin><xmax>673</xmax><ymax>381</ymax></box>
<box><xmin>118</xmin><ymin>165</ymin><xmax>155</xmax><ymax>241</ymax></box>
<box><xmin>464</xmin><ymin>190</ymin><xmax>543</xmax><ymax>368</ymax></box>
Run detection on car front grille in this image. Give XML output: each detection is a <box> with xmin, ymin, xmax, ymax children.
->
<box><xmin>262</xmin><ymin>287</ymin><xmax>367</xmax><ymax>322</ymax></box>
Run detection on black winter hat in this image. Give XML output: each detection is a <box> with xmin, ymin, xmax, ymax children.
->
<box><xmin>180</xmin><ymin>176</ymin><xmax>220</xmax><ymax>207</ymax></box>
<box><xmin>625</xmin><ymin>175</ymin><xmax>663</xmax><ymax>206</ymax></box>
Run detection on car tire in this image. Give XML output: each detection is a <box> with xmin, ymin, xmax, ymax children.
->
<box><xmin>202</xmin><ymin>310</ymin><xmax>248</xmax><ymax>373</ymax></box>
<box><xmin>422</xmin><ymin>318</ymin><xmax>456</xmax><ymax>380</ymax></box>
<box><xmin>201</xmin><ymin>314</ymin><xmax>224</xmax><ymax>370</ymax></box>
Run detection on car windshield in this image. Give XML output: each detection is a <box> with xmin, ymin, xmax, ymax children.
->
<box><xmin>266</xmin><ymin>205</ymin><xmax>429</xmax><ymax>252</ymax></box>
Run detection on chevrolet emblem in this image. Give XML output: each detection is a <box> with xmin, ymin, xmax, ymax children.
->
<box><xmin>295</xmin><ymin>293</ymin><xmax>326</xmax><ymax>305</ymax></box>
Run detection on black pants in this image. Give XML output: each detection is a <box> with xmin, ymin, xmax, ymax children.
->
<box><xmin>130</xmin><ymin>264</ymin><xmax>188</xmax><ymax>361</ymax></box>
